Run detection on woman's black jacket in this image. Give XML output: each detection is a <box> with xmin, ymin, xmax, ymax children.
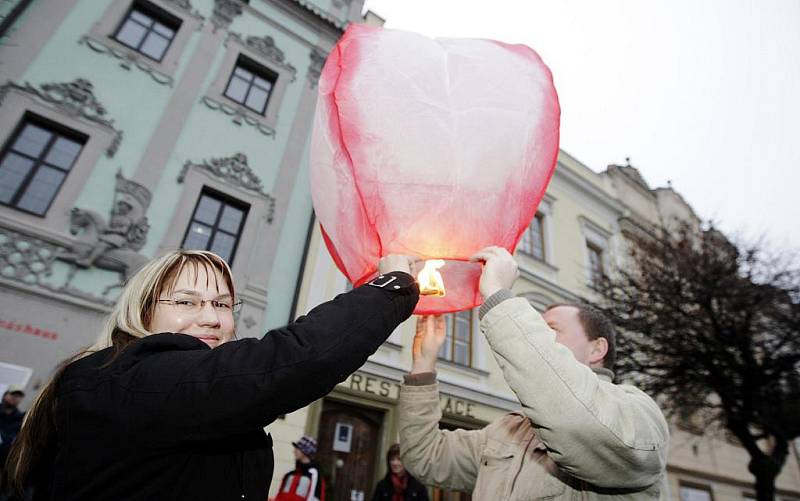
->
<box><xmin>41</xmin><ymin>271</ymin><xmax>418</xmax><ymax>501</ymax></box>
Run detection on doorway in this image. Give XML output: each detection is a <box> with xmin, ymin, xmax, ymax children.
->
<box><xmin>316</xmin><ymin>399</ymin><xmax>384</xmax><ymax>501</ymax></box>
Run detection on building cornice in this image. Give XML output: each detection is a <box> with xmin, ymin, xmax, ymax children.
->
<box><xmin>554</xmin><ymin>154</ymin><xmax>625</xmax><ymax>216</ymax></box>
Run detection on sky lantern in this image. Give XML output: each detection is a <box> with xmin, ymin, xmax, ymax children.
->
<box><xmin>310</xmin><ymin>25</ymin><xmax>560</xmax><ymax>315</ymax></box>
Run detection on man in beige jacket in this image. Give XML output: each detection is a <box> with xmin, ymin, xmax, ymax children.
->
<box><xmin>398</xmin><ymin>247</ymin><xmax>669</xmax><ymax>500</ymax></box>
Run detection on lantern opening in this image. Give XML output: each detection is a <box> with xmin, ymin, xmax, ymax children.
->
<box><xmin>417</xmin><ymin>259</ymin><xmax>446</xmax><ymax>297</ymax></box>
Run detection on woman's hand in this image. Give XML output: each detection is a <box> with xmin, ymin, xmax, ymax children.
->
<box><xmin>378</xmin><ymin>254</ymin><xmax>420</xmax><ymax>276</ymax></box>
<box><xmin>411</xmin><ymin>315</ymin><xmax>447</xmax><ymax>374</ymax></box>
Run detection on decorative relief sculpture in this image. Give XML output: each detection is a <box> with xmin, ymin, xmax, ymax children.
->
<box><xmin>0</xmin><ymin>79</ymin><xmax>123</xmax><ymax>157</ymax></box>
<box><xmin>80</xmin><ymin>36</ymin><xmax>174</xmax><ymax>86</ymax></box>
<box><xmin>200</xmin><ymin>96</ymin><xmax>277</xmax><ymax>136</ymax></box>
<box><xmin>307</xmin><ymin>48</ymin><xmax>327</xmax><ymax>88</ymax></box>
<box><xmin>0</xmin><ymin>226</ymin><xmax>111</xmax><ymax>305</ymax></box>
<box><xmin>58</xmin><ymin>171</ymin><xmax>151</xmax><ymax>282</ymax></box>
<box><xmin>212</xmin><ymin>0</ymin><xmax>244</xmax><ymax>31</ymax></box>
<box><xmin>178</xmin><ymin>153</ymin><xmax>276</xmax><ymax>223</ymax></box>
<box><xmin>227</xmin><ymin>33</ymin><xmax>297</xmax><ymax>78</ymax></box>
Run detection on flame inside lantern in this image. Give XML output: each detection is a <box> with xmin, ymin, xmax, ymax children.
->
<box><xmin>417</xmin><ymin>259</ymin><xmax>446</xmax><ymax>297</ymax></box>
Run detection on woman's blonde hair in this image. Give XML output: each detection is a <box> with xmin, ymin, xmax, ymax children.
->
<box><xmin>3</xmin><ymin>250</ymin><xmax>235</xmax><ymax>494</ymax></box>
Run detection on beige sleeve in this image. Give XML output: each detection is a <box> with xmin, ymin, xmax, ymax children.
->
<box><xmin>480</xmin><ymin>298</ymin><xmax>669</xmax><ymax>489</ymax></box>
<box><xmin>398</xmin><ymin>382</ymin><xmax>486</xmax><ymax>492</ymax></box>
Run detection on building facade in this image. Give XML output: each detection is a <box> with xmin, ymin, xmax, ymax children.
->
<box><xmin>284</xmin><ymin>152</ymin><xmax>800</xmax><ymax>500</ymax></box>
<box><xmin>0</xmin><ymin>0</ymin><xmax>361</xmax><ymax>401</ymax></box>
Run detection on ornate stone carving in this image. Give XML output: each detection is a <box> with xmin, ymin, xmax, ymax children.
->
<box><xmin>164</xmin><ymin>0</ymin><xmax>204</xmax><ymax>19</ymax></box>
<box><xmin>80</xmin><ymin>36</ymin><xmax>174</xmax><ymax>87</ymax></box>
<box><xmin>0</xmin><ymin>78</ymin><xmax>123</xmax><ymax>157</ymax></box>
<box><xmin>57</xmin><ymin>171</ymin><xmax>151</xmax><ymax>286</ymax></box>
<box><xmin>212</xmin><ymin>0</ymin><xmax>244</xmax><ymax>30</ymax></box>
<box><xmin>178</xmin><ymin>153</ymin><xmax>276</xmax><ymax>222</ymax></box>
<box><xmin>227</xmin><ymin>32</ymin><xmax>297</xmax><ymax>79</ymax></box>
<box><xmin>200</xmin><ymin>96</ymin><xmax>277</xmax><ymax>136</ymax></box>
<box><xmin>242</xmin><ymin>316</ymin><xmax>256</xmax><ymax>329</ymax></box>
<box><xmin>307</xmin><ymin>48</ymin><xmax>327</xmax><ymax>88</ymax></box>
<box><xmin>0</xmin><ymin>226</ymin><xmax>111</xmax><ymax>306</ymax></box>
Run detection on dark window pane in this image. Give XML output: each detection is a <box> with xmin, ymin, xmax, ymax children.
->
<box><xmin>16</xmin><ymin>166</ymin><xmax>65</xmax><ymax>215</ymax></box>
<box><xmin>253</xmin><ymin>76</ymin><xmax>273</xmax><ymax>91</ymax></box>
<box><xmin>183</xmin><ymin>222</ymin><xmax>212</xmax><ymax>250</ymax></box>
<box><xmin>454</xmin><ymin>342</ymin><xmax>469</xmax><ymax>366</ymax></box>
<box><xmin>233</xmin><ymin>66</ymin><xmax>254</xmax><ymax>81</ymax></box>
<box><xmin>245</xmin><ymin>85</ymin><xmax>269</xmax><ymax>113</ymax></box>
<box><xmin>218</xmin><ymin>205</ymin><xmax>243</xmax><ymax>233</ymax></box>
<box><xmin>116</xmin><ymin>18</ymin><xmax>148</xmax><ymax>49</ymax></box>
<box><xmin>152</xmin><ymin>22</ymin><xmax>175</xmax><ymax>38</ymax></box>
<box><xmin>140</xmin><ymin>32</ymin><xmax>170</xmax><ymax>60</ymax></box>
<box><xmin>129</xmin><ymin>10</ymin><xmax>154</xmax><ymax>27</ymax></box>
<box><xmin>210</xmin><ymin>232</ymin><xmax>235</xmax><ymax>262</ymax></box>
<box><xmin>531</xmin><ymin>215</ymin><xmax>544</xmax><ymax>259</ymax></box>
<box><xmin>224</xmin><ymin>76</ymin><xmax>249</xmax><ymax>104</ymax></box>
<box><xmin>13</xmin><ymin>124</ymin><xmax>52</xmax><ymax>158</ymax></box>
<box><xmin>44</xmin><ymin>137</ymin><xmax>82</xmax><ymax>170</ymax></box>
<box><xmin>519</xmin><ymin>230</ymin><xmax>532</xmax><ymax>255</ymax></box>
<box><xmin>455</xmin><ymin>314</ymin><xmax>470</xmax><ymax>342</ymax></box>
<box><xmin>0</xmin><ymin>153</ymin><xmax>35</xmax><ymax>203</ymax></box>
<box><xmin>194</xmin><ymin>195</ymin><xmax>221</xmax><ymax>225</ymax></box>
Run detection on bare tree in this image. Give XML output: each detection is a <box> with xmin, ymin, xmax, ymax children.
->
<box><xmin>593</xmin><ymin>223</ymin><xmax>800</xmax><ymax>501</ymax></box>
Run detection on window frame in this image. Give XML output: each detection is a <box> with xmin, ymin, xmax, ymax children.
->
<box><xmin>438</xmin><ymin>309</ymin><xmax>475</xmax><ymax>367</ymax></box>
<box><xmin>84</xmin><ymin>0</ymin><xmax>203</xmax><ymax>85</ymax></box>
<box><xmin>678</xmin><ymin>482</ymin><xmax>715</xmax><ymax>501</ymax></box>
<box><xmin>0</xmin><ymin>113</ymin><xmax>88</xmax><ymax>217</ymax></box>
<box><xmin>518</xmin><ymin>211</ymin><xmax>546</xmax><ymax>261</ymax></box>
<box><xmin>181</xmin><ymin>187</ymin><xmax>250</xmax><ymax>265</ymax></box>
<box><xmin>586</xmin><ymin>241</ymin><xmax>605</xmax><ymax>287</ymax></box>
<box><xmin>579</xmin><ymin>215</ymin><xmax>612</xmax><ymax>290</ymax></box>
<box><xmin>112</xmin><ymin>1</ymin><xmax>182</xmax><ymax>63</ymax></box>
<box><xmin>0</xmin><ymin>88</ymin><xmax>117</xmax><ymax>239</ymax></box>
<box><xmin>222</xmin><ymin>55</ymin><xmax>278</xmax><ymax>116</ymax></box>
<box><xmin>203</xmin><ymin>32</ymin><xmax>297</xmax><ymax>136</ymax></box>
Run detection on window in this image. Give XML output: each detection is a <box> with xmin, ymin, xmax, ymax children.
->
<box><xmin>587</xmin><ymin>242</ymin><xmax>604</xmax><ymax>287</ymax></box>
<box><xmin>0</xmin><ymin>115</ymin><xmax>86</xmax><ymax>216</ymax></box>
<box><xmin>224</xmin><ymin>56</ymin><xmax>277</xmax><ymax>116</ymax></box>
<box><xmin>181</xmin><ymin>190</ymin><xmax>249</xmax><ymax>264</ymax></box>
<box><xmin>679</xmin><ymin>484</ymin><xmax>713</xmax><ymax>501</ymax></box>
<box><xmin>438</xmin><ymin>309</ymin><xmax>474</xmax><ymax>366</ymax></box>
<box><xmin>114</xmin><ymin>2</ymin><xmax>181</xmax><ymax>62</ymax></box>
<box><xmin>518</xmin><ymin>212</ymin><xmax>545</xmax><ymax>260</ymax></box>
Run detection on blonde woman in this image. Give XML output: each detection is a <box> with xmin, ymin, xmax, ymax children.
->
<box><xmin>4</xmin><ymin>250</ymin><xmax>419</xmax><ymax>501</ymax></box>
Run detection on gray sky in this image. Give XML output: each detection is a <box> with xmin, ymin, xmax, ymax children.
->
<box><xmin>362</xmin><ymin>0</ymin><xmax>800</xmax><ymax>250</ymax></box>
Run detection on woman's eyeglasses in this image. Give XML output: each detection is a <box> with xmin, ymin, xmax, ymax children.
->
<box><xmin>156</xmin><ymin>298</ymin><xmax>242</xmax><ymax>313</ymax></box>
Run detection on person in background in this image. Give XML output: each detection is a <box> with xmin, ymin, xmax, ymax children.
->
<box><xmin>274</xmin><ymin>436</ymin><xmax>326</xmax><ymax>501</ymax></box>
<box><xmin>0</xmin><ymin>388</ymin><xmax>25</xmax><ymax>470</ymax></box>
<box><xmin>371</xmin><ymin>444</ymin><xmax>428</xmax><ymax>501</ymax></box>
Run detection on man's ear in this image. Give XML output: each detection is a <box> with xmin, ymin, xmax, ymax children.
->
<box><xmin>588</xmin><ymin>337</ymin><xmax>608</xmax><ymax>366</ymax></box>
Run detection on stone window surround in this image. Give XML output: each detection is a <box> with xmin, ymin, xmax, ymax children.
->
<box><xmin>202</xmin><ymin>32</ymin><xmax>297</xmax><ymax>135</ymax></box>
<box><xmin>85</xmin><ymin>0</ymin><xmax>204</xmax><ymax>84</ymax></box>
<box><xmin>180</xmin><ymin>187</ymin><xmax>250</xmax><ymax>266</ymax></box>
<box><xmin>0</xmin><ymin>89</ymin><xmax>117</xmax><ymax>241</ymax></box>
<box><xmin>159</xmin><ymin>164</ymin><xmax>273</xmax><ymax>332</ymax></box>
<box><xmin>519</xmin><ymin>195</ymin><xmax>555</xmax><ymax>264</ymax></box>
<box><xmin>579</xmin><ymin>215</ymin><xmax>612</xmax><ymax>287</ymax></box>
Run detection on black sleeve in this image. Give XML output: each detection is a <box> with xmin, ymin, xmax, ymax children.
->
<box><xmin>122</xmin><ymin>272</ymin><xmax>419</xmax><ymax>443</ymax></box>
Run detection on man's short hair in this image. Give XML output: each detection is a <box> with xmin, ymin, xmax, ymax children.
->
<box><xmin>545</xmin><ymin>303</ymin><xmax>616</xmax><ymax>369</ymax></box>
